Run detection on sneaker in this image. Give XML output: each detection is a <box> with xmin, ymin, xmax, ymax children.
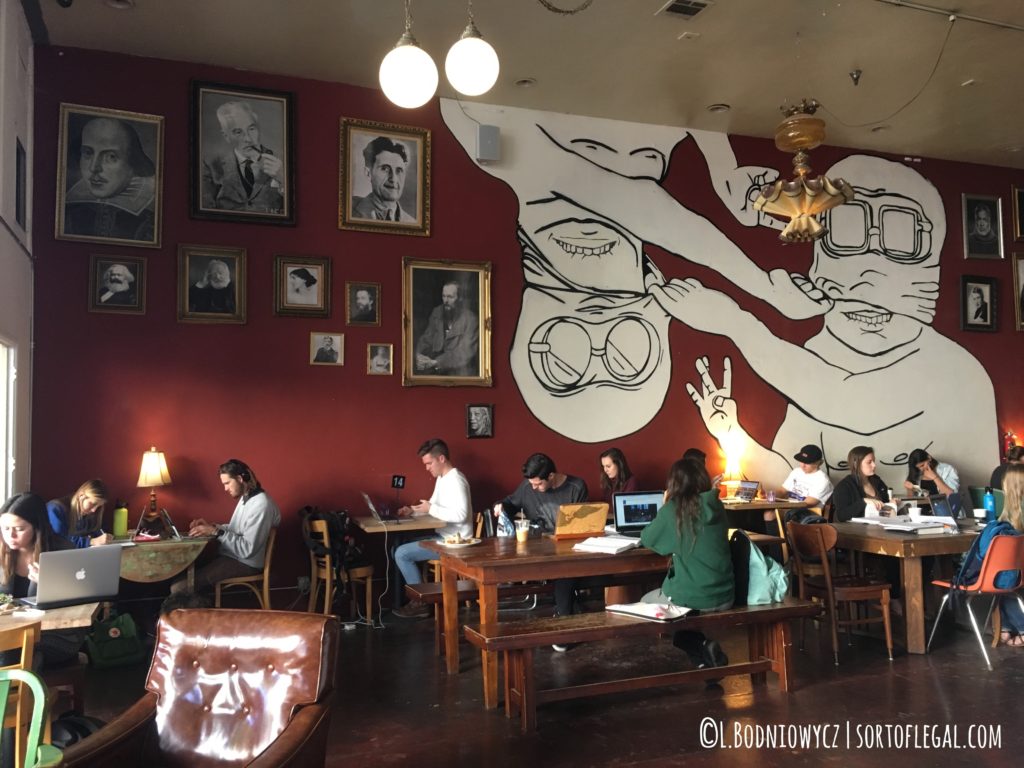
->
<box><xmin>551</xmin><ymin>643</ymin><xmax>580</xmax><ymax>653</ymax></box>
<box><xmin>393</xmin><ymin>600</ymin><xmax>431</xmax><ymax>619</ymax></box>
<box><xmin>700</xmin><ymin>640</ymin><xmax>729</xmax><ymax>685</ymax></box>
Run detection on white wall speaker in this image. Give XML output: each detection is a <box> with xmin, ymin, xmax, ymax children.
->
<box><xmin>476</xmin><ymin>124</ymin><xmax>500</xmax><ymax>164</ymax></box>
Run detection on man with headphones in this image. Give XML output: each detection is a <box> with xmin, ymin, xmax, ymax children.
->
<box><xmin>172</xmin><ymin>459</ymin><xmax>280</xmax><ymax>593</ymax></box>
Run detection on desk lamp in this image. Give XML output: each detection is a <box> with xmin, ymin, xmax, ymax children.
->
<box><xmin>137</xmin><ymin>446</ymin><xmax>171</xmax><ymax>535</ymax></box>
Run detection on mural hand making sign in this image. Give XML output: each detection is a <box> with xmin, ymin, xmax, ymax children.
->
<box><xmin>441</xmin><ymin>103</ymin><xmax>997</xmax><ymax>486</ymax></box>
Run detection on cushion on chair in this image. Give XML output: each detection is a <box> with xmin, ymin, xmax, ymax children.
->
<box><xmin>146</xmin><ymin>608</ymin><xmax>338</xmax><ymax>767</ymax></box>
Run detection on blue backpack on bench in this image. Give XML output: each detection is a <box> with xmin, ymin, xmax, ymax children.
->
<box><xmin>729</xmin><ymin>529</ymin><xmax>789</xmax><ymax>606</ymax></box>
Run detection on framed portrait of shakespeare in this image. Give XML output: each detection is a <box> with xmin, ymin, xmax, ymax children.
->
<box><xmin>339</xmin><ymin>118</ymin><xmax>430</xmax><ymax>237</ymax></box>
<box><xmin>1013</xmin><ymin>186</ymin><xmax>1024</xmax><ymax>241</ymax></box>
<box><xmin>346</xmin><ymin>281</ymin><xmax>381</xmax><ymax>326</ymax></box>
<box><xmin>402</xmin><ymin>258</ymin><xmax>491</xmax><ymax>387</ymax></box>
<box><xmin>191</xmin><ymin>81</ymin><xmax>295</xmax><ymax>225</ymax></box>
<box><xmin>310</xmin><ymin>332</ymin><xmax>344</xmax><ymax>366</ymax></box>
<box><xmin>55</xmin><ymin>103</ymin><xmax>164</xmax><ymax>248</ymax></box>
<box><xmin>960</xmin><ymin>275</ymin><xmax>997</xmax><ymax>333</ymax></box>
<box><xmin>367</xmin><ymin>343</ymin><xmax>393</xmax><ymax>375</ymax></box>
<box><xmin>274</xmin><ymin>255</ymin><xmax>330</xmax><ymax>317</ymax></box>
<box><xmin>177</xmin><ymin>244</ymin><xmax>246</xmax><ymax>324</ymax></box>
<box><xmin>88</xmin><ymin>254</ymin><xmax>146</xmax><ymax>314</ymax></box>
<box><xmin>1013</xmin><ymin>254</ymin><xmax>1024</xmax><ymax>331</ymax></box>
<box><xmin>962</xmin><ymin>194</ymin><xmax>1003</xmax><ymax>259</ymax></box>
<box><xmin>466</xmin><ymin>404</ymin><xmax>493</xmax><ymax>438</ymax></box>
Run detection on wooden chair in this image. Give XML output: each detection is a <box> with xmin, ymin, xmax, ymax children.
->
<box><xmin>0</xmin><ymin>669</ymin><xmax>62</xmax><ymax>768</ymax></box>
<box><xmin>307</xmin><ymin>518</ymin><xmax>374</xmax><ymax>623</ymax></box>
<box><xmin>927</xmin><ymin>534</ymin><xmax>1024</xmax><ymax>669</ymax></box>
<box><xmin>787</xmin><ymin>521</ymin><xmax>894</xmax><ymax>665</ymax></box>
<box><xmin>1</xmin><ymin>620</ymin><xmax>42</xmax><ymax>768</ymax></box>
<box><xmin>214</xmin><ymin>527</ymin><xmax>277</xmax><ymax>609</ymax></box>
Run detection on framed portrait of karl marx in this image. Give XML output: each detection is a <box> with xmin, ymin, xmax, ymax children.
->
<box><xmin>191</xmin><ymin>81</ymin><xmax>295</xmax><ymax>225</ymax></box>
<box><xmin>402</xmin><ymin>258</ymin><xmax>491</xmax><ymax>387</ymax></box>
<box><xmin>88</xmin><ymin>254</ymin><xmax>146</xmax><ymax>314</ymax></box>
<box><xmin>55</xmin><ymin>104</ymin><xmax>164</xmax><ymax>248</ymax></box>
<box><xmin>339</xmin><ymin>118</ymin><xmax>430</xmax><ymax>237</ymax></box>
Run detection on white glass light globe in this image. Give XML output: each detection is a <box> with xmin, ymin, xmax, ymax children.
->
<box><xmin>445</xmin><ymin>34</ymin><xmax>499</xmax><ymax>96</ymax></box>
<box><xmin>379</xmin><ymin>42</ymin><xmax>438</xmax><ymax>109</ymax></box>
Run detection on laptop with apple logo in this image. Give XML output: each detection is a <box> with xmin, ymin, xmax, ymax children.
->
<box><xmin>18</xmin><ymin>545</ymin><xmax>122</xmax><ymax>609</ymax></box>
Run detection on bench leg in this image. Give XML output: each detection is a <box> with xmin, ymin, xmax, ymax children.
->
<box><xmin>520</xmin><ymin>649</ymin><xmax>537</xmax><ymax>734</ymax></box>
<box><xmin>434</xmin><ymin>603</ymin><xmax>443</xmax><ymax>657</ymax></box>
<box><xmin>479</xmin><ymin>585</ymin><xmax>500</xmax><ymax>709</ymax></box>
<box><xmin>504</xmin><ymin>650</ymin><xmax>514</xmax><ymax>719</ymax></box>
<box><xmin>770</xmin><ymin>619</ymin><xmax>793</xmax><ymax>692</ymax></box>
<box><xmin>748</xmin><ymin>625</ymin><xmax>767</xmax><ymax>686</ymax></box>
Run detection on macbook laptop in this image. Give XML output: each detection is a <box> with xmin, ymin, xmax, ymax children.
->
<box><xmin>612</xmin><ymin>491</ymin><xmax>664</xmax><ymax>538</ymax></box>
<box><xmin>722</xmin><ymin>481</ymin><xmax>760</xmax><ymax>504</ymax></box>
<box><xmin>928</xmin><ymin>493</ymin><xmax>954</xmax><ymax>518</ymax></box>
<box><xmin>19</xmin><ymin>545</ymin><xmax>122</xmax><ymax>609</ymax></box>
<box><xmin>553</xmin><ymin>502</ymin><xmax>609</xmax><ymax>540</ymax></box>
<box><xmin>362</xmin><ymin>492</ymin><xmax>400</xmax><ymax>523</ymax></box>
<box><xmin>161</xmin><ymin>508</ymin><xmax>182</xmax><ymax>539</ymax></box>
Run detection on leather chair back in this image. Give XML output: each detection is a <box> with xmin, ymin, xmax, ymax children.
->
<box><xmin>147</xmin><ymin>608</ymin><xmax>339</xmax><ymax>767</ymax></box>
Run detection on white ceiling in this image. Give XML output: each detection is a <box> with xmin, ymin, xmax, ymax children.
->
<box><xmin>37</xmin><ymin>0</ymin><xmax>1024</xmax><ymax>169</ymax></box>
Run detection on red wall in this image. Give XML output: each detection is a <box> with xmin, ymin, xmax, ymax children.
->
<box><xmin>30</xmin><ymin>47</ymin><xmax>1024</xmax><ymax>581</ymax></box>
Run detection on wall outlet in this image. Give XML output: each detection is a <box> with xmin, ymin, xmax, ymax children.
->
<box><xmin>297</xmin><ymin>576</ymin><xmax>310</xmax><ymax>595</ymax></box>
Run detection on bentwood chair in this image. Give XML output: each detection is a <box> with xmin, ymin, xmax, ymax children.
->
<box><xmin>787</xmin><ymin>522</ymin><xmax>894</xmax><ymax>665</ymax></box>
<box><xmin>62</xmin><ymin>609</ymin><xmax>339</xmax><ymax>768</ymax></box>
<box><xmin>0</xmin><ymin>669</ymin><xmax>63</xmax><ymax>768</ymax></box>
<box><xmin>307</xmin><ymin>518</ymin><xmax>374</xmax><ymax>623</ymax></box>
<box><xmin>1</xmin><ymin>620</ymin><xmax>44</xmax><ymax>768</ymax></box>
<box><xmin>214</xmin><ymin>527</ymin><xmax>277</xmax><ymax>609</ymax></box>
<box><xmin>927</xmin><ymin>534</ymin><xmax>1024</xmax><ymax>669</ymax></box>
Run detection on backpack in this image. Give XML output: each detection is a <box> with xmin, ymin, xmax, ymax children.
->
<box><xmin>954</xmin><ymin>520</ymin><xmax>1019</xmax><ymax>590</ymax></box>
<box><xmin>299</xmin><ymin>507</ymin><xmax>367</xmax><ymax>599</ymax></box>
<box><xmin>730</xmin><ymin>529</ymin><xmax>789</xmax><ymax>606</ymax></box>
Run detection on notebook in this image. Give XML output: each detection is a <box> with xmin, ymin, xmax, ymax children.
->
<box><xmin>362</xmin><ymin>492</ymin><xmax>400</xmax><ymax>523</ymax></box>
<box><xmin>553</xmin><ymin>502</ymin><xmax>610</xmax><ymax>540</ymax></box>
<box><xmin>612</xmin><ymin>491</ymin><xmax>664</xmax><ymax>538</ymax></box>
<box><xmin>19</xmin><ymin>545</ymin><xmax>122</xmax><ymax>610</ymax></box>
<box><xmin>721</xmin><ymin>481</ymin><xmax>760</xmax><ymax>504</ymax></box>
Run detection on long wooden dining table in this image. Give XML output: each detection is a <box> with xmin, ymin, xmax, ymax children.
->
<box><xmin>422</xmin><ymin>536</ymin><xmax>670</xmax><ymax>709</ymax></box>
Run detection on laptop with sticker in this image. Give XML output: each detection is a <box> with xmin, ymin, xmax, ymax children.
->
<box><xmin>553</xmin><ymin>502</ymin><xmax>610</xmax><ymax>540</ymax></box>
<box><xmin>721</xmin><ymin>480</ymin><xmax>760</xmax><ymax>504</ymax></box>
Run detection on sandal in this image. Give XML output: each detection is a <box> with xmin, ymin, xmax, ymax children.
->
<box><xmin>1007</xmin><ymin>635</ymin><xmax>1024</xmax><ymax>648</ymax></box>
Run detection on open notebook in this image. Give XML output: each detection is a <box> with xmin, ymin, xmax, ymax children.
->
<box><xmin>606</xmin><ymin>601</ymin><xmax>692</xmax><ymax>622</ymax></box>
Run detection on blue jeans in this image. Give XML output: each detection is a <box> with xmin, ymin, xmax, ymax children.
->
<box><xmin>396</xmin><ymin>539</ymin><xmax>437</xmax><ymax>587</ymax></box>
<box><xmin>1001</xmin><ymin>595</ymin><xmax>1024</xmax><ymax>634</ymax></box>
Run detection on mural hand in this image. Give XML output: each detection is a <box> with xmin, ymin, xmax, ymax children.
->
<box><xmin>685</xmin><ymin>356</ymin><xmax>738</xmax><ymax>442</ymax></box>
<box><xmin>722</xmin><ymin>166</ymin><xmax>784</xmax><ymax>230</ymax></box>
<box><xmin>767</xmin><ymin>269</ymin><xmax>832</xmax><ymax>320</ymax></box>
<box><xmin>649</xmin><ymin>278</ymin><xmax>738</xmax><ymax>334</ymax></box>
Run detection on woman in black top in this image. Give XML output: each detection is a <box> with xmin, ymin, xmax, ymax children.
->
<box><xmin>832</xmin><ymin>446</ymin><xmax>889</xmax><ymax>522</ymax></box>
<box><xmin>0</xmin><ymin>493</ymin><xmax>59</xmax><ymax>599</ymax></box>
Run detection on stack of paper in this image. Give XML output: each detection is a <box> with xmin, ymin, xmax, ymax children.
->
<box><xmin>606</xmin><ymin>601</ymin><xmax>692</xmax><ymax>622</ymax></box>
<box><xmin>572</xmin><ymin>536</ymin><xmax>639</xmax><ymax>554</ymax></box>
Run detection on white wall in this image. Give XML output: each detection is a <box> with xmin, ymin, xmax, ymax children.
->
<box><xmin>0</xmin><ymin>0</ymin><xmax>34</xmax><ymax>493</ymax></box>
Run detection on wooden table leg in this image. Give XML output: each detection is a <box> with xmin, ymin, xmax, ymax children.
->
<box><xmin>770</xmin><ymin>620</ymin><xmax>793</xmax><ymax>692</ymax></box>
<box><xmin>442</xmin><ymin>567</ymin><xmax>460</xmax><ymax>674</ymax></box>
<box><xmin>478</xmin><ymin>583</ymin><xmax>499</xmax><ymax>709</ymax></box>
<box><xmin>520</xmin><ymin>649</ymin><xmax>537</xmax><ymax>733</ymax></box>
<box><xmin>187</xmin><ymin>562</ymin><xmax>196</xmax><ymax>592</ymax></box>
<box><xmin>902</xmin><ymin>556</ymin><xmax>925</xmax><ymax>653</ymax></box>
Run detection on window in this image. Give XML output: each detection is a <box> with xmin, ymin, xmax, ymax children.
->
<box><xmin>0</xmin><ymin>341</ymin><xmax>12</xmax><ymax>502</ymax></box>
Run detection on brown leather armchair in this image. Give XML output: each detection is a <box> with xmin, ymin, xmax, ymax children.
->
<box><xmin>63</xmin><ymin>609</ymin><xmax>339</xmax><ymax>768</ymax></box>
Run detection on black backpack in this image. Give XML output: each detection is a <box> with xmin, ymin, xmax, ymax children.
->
<box><xmin>299</xmin><ymin>506</ymin><xmax>367</xmax><ymax>594</ymax></box>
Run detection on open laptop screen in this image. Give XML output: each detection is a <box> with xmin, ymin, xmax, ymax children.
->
<box><xmin>613</xmin><ymin>491</ymin><xmax>664</xmax><ymax>536</ymax></box>
<box><xmin>20</xmin><ymin>546</ymin><xmax>122</xmax><ymax>610</ymax></box>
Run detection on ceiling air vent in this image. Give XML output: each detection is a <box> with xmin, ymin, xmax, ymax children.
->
<box><xmin>657</xmin><ymin>0</ymin><xmax>713</xmax><ymax>19</ymax></box>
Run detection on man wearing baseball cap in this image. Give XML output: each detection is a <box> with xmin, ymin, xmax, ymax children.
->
<box><xmin>779</xmin><ymin>444</ymin><xmax>833</xmax><ymax>508</ymax></box>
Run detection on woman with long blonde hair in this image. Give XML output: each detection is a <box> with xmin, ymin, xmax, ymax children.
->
<box><xmin>997</xmin><ymin>464</ymin><xmax>1024</xmax><ymax>646</ymax></box>
<box><xmin>47</xmin><ymin>479</ymin><xmax>112</xmax><ymax>548</ymax></box>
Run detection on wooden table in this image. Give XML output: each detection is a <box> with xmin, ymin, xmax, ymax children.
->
<box><xmin>423</xmin><ymin>537</ymin><xmax>670</xmax><ymax>709</ymax></box>
<box><xmin>832</xmin><ymin>522</ymin><xmax>977</xmax><ymax>654</ymax></box>
<box><xmin>0</xmin><ymin>602</ymin><xmax>100</xmax><ymax>632</ymax></box>
<box><xmin>353</xmin><ymin>515</ymin><xmax>446</xmax><ymax>608</ymax></box>
<box><xmin>119</xmin><ymin>537</ymin><xmax>215</xmax><ymax>591</ymax></box>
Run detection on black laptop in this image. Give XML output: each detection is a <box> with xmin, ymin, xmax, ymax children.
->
<box><xmin>612</xmin><ymin>490</ymin><xmax>664</xmax><ymax>538</ymax></box>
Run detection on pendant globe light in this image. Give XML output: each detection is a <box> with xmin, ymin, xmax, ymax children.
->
<box><xmin>445</xmin><ymin>0</ymin><xmax>499</xmax><ymax>97</ymax></box>
<box><xmin>379</xmin><ymin>0</ymin><xmax>438</xmax><ymax>109</ymax></box>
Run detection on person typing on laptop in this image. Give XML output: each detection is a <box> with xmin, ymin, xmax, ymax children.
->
<box><xmin>174</xmin><ymin>459</ymin><xmax>280</xmax><ymax>595</ymax></box>
<box><xmin>392</xmin><ymin>439</ymin><xmax>473</xmax><ymax>619</ymax></box>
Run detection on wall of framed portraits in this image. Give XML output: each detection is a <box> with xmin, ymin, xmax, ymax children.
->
<box><xmin>24</xmin><ymin>45</ymin><xmax>1024</xmax><ymax>581</ymax></box>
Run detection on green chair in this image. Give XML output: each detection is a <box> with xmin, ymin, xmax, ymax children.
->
<box><xmin>968</xmin><ymin>486</ymin><xmax>1005</xmax><ymax>518</ymax></box>
<box><xmin>0</xmin><ymin>668</ymin><xmax>63</xmax><ymax>767</ymax></box>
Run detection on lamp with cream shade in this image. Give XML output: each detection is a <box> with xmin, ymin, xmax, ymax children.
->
<box><xmin>137</xmin><ymin>446</ymin><xmax>171</xmax><ymax>535</ymax></box>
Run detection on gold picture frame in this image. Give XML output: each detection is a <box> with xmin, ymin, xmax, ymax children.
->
<box><xmin>338</xmin><ymin>118</ymin><xmax>430</xmax><ymax>237</ymax></box>
<box><xmin>345</xmin><ymin>281</ymin><xmax>381</xmax><ymax>326</ymax></box>
<box><xmin>402</xmin><ymin>258</ymin><xmax>491</xmax><ymax>387</ymax></box>
<box><xmin>177</xmin><ymin>244</ymin><xmax>246</xmax><ymax>324</ymax></box>
<box><xmin>310</xmin><ymin>332</ymin><xmax>344</xmax><ymax>366</ymax></box>
<box><xmin>274</xmin><ymin>255</ymin><xmax>330</xmax><ymax>318</ymax></box>
<box><xmin>1013</xmin><ymin>186</ymin><xmax>1024</xmax><ymax>241</ymax></box>
<box><xmin>1013</xmin><ymin>253</ymin><xmax>1024</xmax><ymax>331</ymax></box>
<box><xmin>367</xmin><ymin>343</ymin><xmax>393</xmax><ymax>375</ymax></box>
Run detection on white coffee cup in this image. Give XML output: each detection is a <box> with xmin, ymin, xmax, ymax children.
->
<box><xmin>972</xmin><ymin>508</ymin><xmax>987</xmax><ymax>520</ymax></box>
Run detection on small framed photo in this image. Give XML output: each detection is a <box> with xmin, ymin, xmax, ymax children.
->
<box><xmin>346</xmin><ymin>281</ymin><xmax>381</xmax><ymax>326</ymax></box>
<box><xmin>960</xmin><ymin>275</ymin><xmax>997</xmax><ymax>332</ymax></box>
<box><xmin>178</xmin><ymin>244</ymin><xmax>246</xmax><ymax>324</ymax></box>
<box><xmin>55</xmin><ymin>103</ymin><xmax>164</xmax><ymax>248</ymax></box>
<box><xmin>88</xmin><ymin>254</ymin><xmax>146</xmax><ymax>314</ymax></box>
<box><xmin>1013</xmin><ymin>186</ymin><xmax>1024</xmax><ymax>241</ymax></box>
<box><xmin>338</xmin><ymin>117</ymin><xmax>430</xmax><ymax>237</ymax></box>
<box><xmin>962</xmin><ymin>194</ymin><xmax>1004</xmax><ymax>259</ymax></box>
<box><xmin>466</xmin><ymin>404</ymin><xmax>493</xmax><ymax>438</ymax></box>
<box><xmin>191</xmin><ymin>81</ymin><xmax>295</xmax><ymax>224</ymax></box>
<box><xmin>310</xmin><ymin>332</ymin><xmax>344</xmax><ymax>366</ymax></box>
<box><xmin>367</xmin><ymin>343</ymin><xmax>393</xmax><ymax>375</ymax></box>
<box><xmin>402</xmin><ymin>258</ymin><xmax>492</xmax><ymax>387</ymax></box>
<box><xmin>274</xmin><ymin>255</ymin><xmax>330</xmax><ymax>317</ymax></box>
<box><xmin>1013</xmin><ymin>254</ymin><xmax>1024</xmax><ymax>331</ymax></box>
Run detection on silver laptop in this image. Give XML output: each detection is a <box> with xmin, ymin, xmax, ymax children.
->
<box><xmin>361</xmin><ymin>492</ymin><xmax>399</xmax><ymax>523</ymax></box>
<box><xmin>20</xmin><ymin>545</ymin><xmax>122</xmax><ymax>609</ymax></box>
<box><xmin>612</xmin><ymin>491</ymin><xmax>663</xmax><ymax>538</ymax></box>
<box><xmin>722</xmin><ymin>480</ymin><xmax>760</xmax><ymax>504</ymax></box>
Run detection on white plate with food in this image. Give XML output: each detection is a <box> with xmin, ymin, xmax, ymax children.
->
<box><xmin>436</xmin><ymin>537</ymin><xmax>482</xmax><ymax>549</ymax></box>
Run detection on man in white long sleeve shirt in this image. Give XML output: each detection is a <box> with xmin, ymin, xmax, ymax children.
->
<box><xmin>393</xmin><ymin>439</ymin><xmax>472</xmax><ymax>618</ymax></box>
<box><xmin>173</xmin><ymin>458</ymin><xmax>281</xmax><ymax>594</ymax></box>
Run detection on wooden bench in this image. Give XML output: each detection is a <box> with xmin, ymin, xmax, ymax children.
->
<box><xmin>464</xmin><ymin>597</ymin><xmax>822</xmax><ymax>732</ymax></box>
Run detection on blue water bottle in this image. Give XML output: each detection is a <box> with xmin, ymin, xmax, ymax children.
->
<box><xmin>983</xmin><ymin>487</ymin><xmax>996</xmax><ymax>523</ymax></box>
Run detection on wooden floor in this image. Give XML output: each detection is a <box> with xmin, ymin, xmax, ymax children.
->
<box><xmin>83</xmin><ymin>594</ymin><xmax>1024</xmax><ymax>766</ymax></box>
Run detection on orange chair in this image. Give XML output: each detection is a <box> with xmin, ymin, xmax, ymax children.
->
<box><xmin>927</xmin><ymin>534</ymin><xmax>1024</xmax><ymax>669</ymax></box>
<box><xmin>787</xmin><ymin>521</ymin><xmax>894</xmax><ymax>665</ymax></box>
